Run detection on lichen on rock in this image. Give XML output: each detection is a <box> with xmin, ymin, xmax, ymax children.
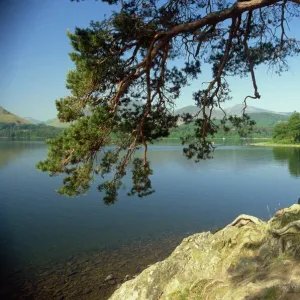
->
<box><xmin>109</xmin><ymin>204</ymin><xmax>300</xmax><ymax>300</ymax></box>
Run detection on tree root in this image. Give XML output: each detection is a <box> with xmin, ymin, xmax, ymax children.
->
<box><xmin>269</xmin><ymin>220</ymin><xmax>300</xmax><ymax>237</ymax></box>
<box><xmin>226</xmin><ymin>214</ymin><xmax>263</xmax><ymax>228</ymax></box>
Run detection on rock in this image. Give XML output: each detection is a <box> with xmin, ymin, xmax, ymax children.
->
<box><xmin>104</xmin><ymin>274</ymin><xmax>115</xmax><ymax>282</ymax></box>
<box><xmin>108</xmin><ymin>279</ymin><xmax>117</xmax><ymax>285</ymax></box>
<box><xmin>123</xmin><ymin>275</ymin><xmax>131</xmax><ymax>281</ymax></box>
<box><xmin>83</xmin><ymin>289</ymin><xmax>92</xmax><ymax>295</ymax></box>
<box><xmin>67</xmin><ymin>271</ymin><xmax>77</xmax><ymax>277</ymax></box>
<box><xmin>109</xmin><ymin>204</ymin><xmax>300</xmax><ymax>300</ymax></box>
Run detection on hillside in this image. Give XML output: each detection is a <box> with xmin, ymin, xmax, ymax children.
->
<box><xmin>175</xmin><ymin>105</ymin><xmax>225</xmax><ymax>119</ymax></box>
<box><xmin>169</xmin><ymin>110</ymin><xmax>290</xmax><ymax>139</ymax></box>
<box><xmin>0</xmin><ymin>123</ymin><xmax>63</xmax><ymax>140</ymax></box>
<box><xmin>23</xmin><ymin>117</ymin><xmax>43</xmax><ymax>124</ymax></box>
<box><xmin>175</xmin><ymin>104</ymin><xmax>293</xmax><ymax>119</ymax></box>
<box><xmin>174</xmin><ymin>104</ymin><xmax>292</xmax><ymax>127</ymax></box>
<box><xmin>248</xmin><ymin>112</ymin><xmax>289</xmax><ymax>126</ymax></box>
<box><xmin>224</xmin><ymin>104</ymin><xmax>280</xmax><ymax>115</ymax></box>
<box><xmin>43</xmin><ymin>104</ymin><xmax>292</xmax><ymax>128</ymax></box>
<box><xmin>45</xmin><ymin>118</ymin><xmax>70</xmax><ymax>128</ymax></box>
<box><xmin>0</xmin><ymin>106</ymin><xmax>31</xmax><ymax>124</ymax></box>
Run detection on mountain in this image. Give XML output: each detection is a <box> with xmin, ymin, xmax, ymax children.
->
<box><xmin>23</xmin><ymin>117</ymin><xmax>43</xmax><ymax>124</ymax></box>
<box><xmin>279</xmin><ymin>111</ymin><xmax>294</xmax><ymax>116</ymax></box>
<box><xmin>45</xmin><ymin>118</ymin><xmax>70</xmax><ymax>128</ymax></box>
<box><xmin>175</xmin><ymin>105</ymin><xmax>199</xmax><ymax>116</ymax></box>
<box><xmin>174</xmin><ymin>104</ymin><xmax>293</xmax><ymax>127</ymax></box>
<box><xmin>224</xmin><ymin>104</ymin><xmax>277</xmax><ymax>116</ymax></box>
<box><xmin>175</xmin><ymin>106</ymin><xmax>226</xmax><ymax>120</ymax></box>
<box><xmin>175</xmin><ymin>104</ymin><xmax>293</xmax><ymax>118</ymax></box>
<box><xmin>0</xmin><ymin>106</ymin><xmax>32</xmax><ymax>124</ymax></box>
<box><xmin>247</xmin><ymin>112</ymin><xmax>289</xmax><ymax>126</ymax></box>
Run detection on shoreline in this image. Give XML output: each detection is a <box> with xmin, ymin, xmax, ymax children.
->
<box><xmin>4</xmin><ymin>233</ymin><xmax>189</xmax><ymax>300</ymax></box>
<box><xmin>250</xmin><ymin>141</ymin><xmax>300</xmax><ymax>148</ymax></box>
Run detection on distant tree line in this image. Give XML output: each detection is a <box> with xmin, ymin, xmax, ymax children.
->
<box><xmin>273</xmin><ymin>113</ymin><xmax>300</xmax><ymax>143</ymax></box>
<box><xmin>168</xmin><ymin>121</ymin><xmax>273</xmax><ymax>139</ymax></box>
<box><xmin>0</xmin><ymin>123</ymin><xmax>63</xmax><ymax>140</ymax></box>
<box><xmin>1</xmin><ymin>121</ymin><xmax>276</xmax><ymax>141</ymax></box>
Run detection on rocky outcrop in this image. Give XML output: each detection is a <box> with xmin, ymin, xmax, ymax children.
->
<box><xmin>110</xmin><ymin>205</ymin><xmax>300</xmax><ymax>300</ymax></box>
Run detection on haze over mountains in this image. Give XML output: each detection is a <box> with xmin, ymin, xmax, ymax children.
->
<box><xmin>23</xmin><ymin>117</ymin><xmax>43</xmax><ymax>124</ymax></box>
<box><xmin>174</xmin><ymin>104</ymin><xmax>293</xmax><ymax>119</ymax></box>
<box><xmin>44</xmin><ymin>118</ymin><xmax>70</xmax><ymax>128</ymax></box>
<box><xmin>0</xmin><ymin>104</ymin><xmax>295</xmax><ymax>127</ymax></box>
<box><xmin>174</xmin><ymin>104</ymin><xmax>293</xmax><ymax>126</ymax></box>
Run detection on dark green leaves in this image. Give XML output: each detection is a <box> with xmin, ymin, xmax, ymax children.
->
<box><xmin>38</xmin><ymin>0</ymin><xmax>300</xmax><ymax>203</ymax></box>
<box><xmin>273</xmin><ymin>112</ymin><xmax>300</xmax><ymax>143</ymax></box>
<box><xmin>128</xmin><ymin>158</ymin><xmax>154</xmax><ymax>198</ymax></box>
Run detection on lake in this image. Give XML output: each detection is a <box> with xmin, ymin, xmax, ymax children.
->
<box><xmin>1</xmin><ymin>140</ymin><xmax>300</xmax><ymax>299</ymax></box>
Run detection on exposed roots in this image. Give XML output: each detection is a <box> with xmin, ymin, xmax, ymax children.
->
<box><xmin>226</xmin><ymin>214</ymin><xmax>264</xmax><ymax>228</ymax></box>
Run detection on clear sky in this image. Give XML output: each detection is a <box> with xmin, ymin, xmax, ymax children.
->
<box><xmin>0</xmin><ymin>0</ymin><xmax>299</xmax><ymax>121</ymax></box>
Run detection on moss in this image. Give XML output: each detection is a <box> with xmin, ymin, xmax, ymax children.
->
<box><xmin>260</xmin><ymin>287</ymin><xmax>277</xmax><ymax>299</ymax></box>
<box><xmin>250</xmin><ymin>286</ymin><xmax>283</xmax><ymax>300</ymax></box>
<box><xmin>272</xmin><ymin>252</ymin><xmax>293</xmax><ymax>264</ymax></box>
<box><xmin>229</xmin><ymin>257</ymin><xmax>259</xmax><ymax>283</ymax></box>
<box><xmin>269</xmin><ymin>207</ymin><xmax>300</xmax><ymax>230</ymax></box>
<box><xmin>169</xmin><ymin>288</ymin><xmax>190</xmax><ymax>300</ymax></box>
<box><xmin>191</xmin><ymin>249</ymin><xmax>201</xmax><ymax>260</ymax></box>
<box><xmin>279</xmin><ymin>213</ymin><xmax>300</xmax><ymax>228</ymax></box>
<box><xmin>244</xmin><ymin>240</ymin><xmax>263</xmax><ymax>251</ymax></box>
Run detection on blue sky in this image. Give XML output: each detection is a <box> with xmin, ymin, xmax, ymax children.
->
<box><xmin>0</xmin><ymin>0</ymin><xmax>299</xmax><ymax>121</ymax></box>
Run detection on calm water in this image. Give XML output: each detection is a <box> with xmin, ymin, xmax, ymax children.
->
<box><xmin>1</xmin><ymin>140</ymin><xmax>300</xmax><ymax>297</ymax></box>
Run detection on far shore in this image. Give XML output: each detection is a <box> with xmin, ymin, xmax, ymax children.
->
<box><xmin>250</xmin><ymin>141</ymin><xmax>300</xmax><ymax>148</ymax></box>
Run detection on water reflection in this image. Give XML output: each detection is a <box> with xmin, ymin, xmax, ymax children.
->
<box><xmin>272</xmin><ymin>147</ymin><xmax>300</xmax><ymax>177</ymax></box>
<box><xmin>0</xmin><ymin>140</ymin><xmax>45</xmax><ymax>169</ymax></box>
<box><xmin>1</xmin><ymin>142</ymin><xmax>300</xmax><ymax>279</ymax></box>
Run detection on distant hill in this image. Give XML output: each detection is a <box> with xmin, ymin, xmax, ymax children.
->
<box><xmin>45</xmin><ymin>118</ymin><xmax>70</xmax><ymax>128</ymax></box>
<box><xmin>23</xmin><ymin>117</ymin><xmax>43</xmax><ymax>124</ymax></box>
<box><xmin>175</xmin><ymin>105</ymin><xmax>199</xmax><ymax>116</ymax></box>
<box><xmin>279</xmin><ymin>112</ymin><xmax>294</xmax><ymax>116</ymax></box>
<box><xmin>175</xmin><ymin>104</ymin><xmax>293</xmax><ymax>120</ymax></box>
<box><xmin>175</xmin><ymin>106</ymin><xmax>225</xmax><ymax>120</ymax></box>
<box><xmin>0</xmin><ymin>106</ymin><xmax>31</xmax><ymax>124</ymax></box>
<box><xmin>224</xmin><ymin>104</ymin><xmax>277</xmax><ymax>116</ymax></box>
<box><xmin>247</xmin><ymin>112</ymin><xmax>290</xmax><ymax>126</ymax></box>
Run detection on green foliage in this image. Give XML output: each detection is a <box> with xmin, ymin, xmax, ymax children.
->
<box><xmin>128</xmin><ymin>158</ymin><xmax>154</xmax><ymax>197</ymax></box>
<box><xmin>169</xmin><ymin>122</ymin><xmax>274</xmax><ymax>140</ymax></box>
<box><xmin>227</xmin><ymin>114</ymin><xmax>256</xmax><ymax>137</ymax></box>
<box><xmin>248</xmin><ymin>113</ymin><xmax>289</xmax><ymax>127</ymax></box>
<box><xmin>287</xmin><ymin>113</ymin><xmax>300</xmax><ymax>143</ymax></box>
<box><xmin>37</xmin><ymin>0</ymin><xmax>300</xmax><ymax>203</ymax></box>
<box><xmin>272</xmin><ymin>122</ymin><xmax>289</xmax><ymax>141</ymax></box>
<box><xmin>273</xmin><ymin>112</ymin><xmax>300</xmax><ymax>143</ymax></box>
<box><xmin>0</xmin><ymin>123</ymin><xmax>63</xmax><ymax>140</ymax></box>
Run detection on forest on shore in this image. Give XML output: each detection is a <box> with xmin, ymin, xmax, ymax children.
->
<box><xmin>1</xmin><ymin>112</ymin><xmax>298</xmax><ymax>142</ymax></box>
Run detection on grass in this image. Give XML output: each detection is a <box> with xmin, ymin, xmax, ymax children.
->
<box><xmin>0</xmin><ymin>113</ymin><xmax>31</xmax><ymax>124</ymax></box>
<box><xmin>0</xmin><ymin>106</ymin><xmax>31</xmax><ymax>124</ymax></box>
<box><xmin>45</xmin><ymin>119</ymin><xmax>71</xmax><ymax>128</ymax></box>
<box><xmin>250</xmin><ymin>140</ymin><xmax>300</xmax><ymax>148</ymax></box>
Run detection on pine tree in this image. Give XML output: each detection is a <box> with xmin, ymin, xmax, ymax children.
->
<box><xmin>37</xmin><ymin>0</ymin><xmax>300</xmax><ymax>204</ymax></box>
